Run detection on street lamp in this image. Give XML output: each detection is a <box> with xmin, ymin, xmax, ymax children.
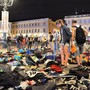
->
<box><xmin>0</xmin><ymin>0</ymin><xmax>14</xmax><ymax>40</ymax></box>
<box><xmin>0</xmin><ymin>0</ymin><xmax>14</xmax><ymax>11</ymax></box>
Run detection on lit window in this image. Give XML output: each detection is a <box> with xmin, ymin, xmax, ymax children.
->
<box><xmin>24</xmin><ymin>30</ymin><xmax>25</xmax><ymax>33</ymax></box>
<box><xmin>29</xmin><ymin>30</ymin><xmax>31</xmax><ymax>33</ymax></box>
<box><xmin>32</xmin><ymin>23</ymin><xmax>34</xmax><ymax>26</ymax></box>
<box><xmin>24</xmin><ymin>24</ymin><xmax>26</xmax><ymax>28</ymax></box>
<box><xmin>43</xmin><ymin>28</ymin><xmax>45</xmax><ymax>32</ymax></box>
<box><xmin>35</xmin><ymin>29</ymin><xmax>37</xmax><ymax>32</ymax></box>
<box><xmin>35</xmin><ymin>23</ymin><xmax>37</xmax><ymax>26</ymax></box>
<box><xmin>26</xmin><ymin>30</ymin><xmax>28</xmax><ymax>33</ymax></box>
<box><xmin>38</xmin><ymin>23</ymin><xmax>40</xmax><ymax>26</ymax></box>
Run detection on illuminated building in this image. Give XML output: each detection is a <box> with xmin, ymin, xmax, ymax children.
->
<box><xmin>11</xmin><ymin>18</ymin><xmax>59</xmax><ymax>38</ymax></box>
<box><xmin>65</xmin><ymin>14</ymin><xmax>90</xmax><ymax>36</ymax></box>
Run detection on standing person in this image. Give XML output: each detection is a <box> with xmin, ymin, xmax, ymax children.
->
<box><xmin>25</xmin><ymin>35</ymin><xmax>28</xmax><ymax>48</ymax></box>
<box><xmin>49</xmin><ymin>32</ymin><xmax>54</xmax><ymax>50</ymax></box>
<box><xmin>28</xmin><ymin>36</ymin><xmax>33</xmax><ymax>49</ymax></box>
<box><xmin>34</xmin><ymin>35</ymin><xmax>38</xmax><ymax>49</ymax></box>
<box><xmin>22</xmin><ymin>37</ymin><xmax>26</xmax><ymax>48</ymax></box>
<box><xmin>53</xmin><ymin>32</ymin><xmax>60</xmax><ymax>55</ymax></box>
<box><xmin>56</xmin><ymin>19</ymin><xmax>72</xmax><ymax>66</ymax></box>
<box><xmin>41</xmin><ymin>36</ymin><xmax>47</xmax><ymax>48</ymax></box>
<box><xmin>71</xmin><ymin>20</ymin><xmax>88</xmax><ymax>66</ymax></box>
<box><xmin>43</xmin><ymin>36</ymin><xmax>48</xmax><ymax>48</ymax></box>
<box><xmin>17</xmin><ymin>34</ymin><xmax>23</xmax><ymax>49</ymax></box>
<box><xmin>7</xmin><ymin>34</ymin><xmax>12</xmax><ymax>52</ymax></box>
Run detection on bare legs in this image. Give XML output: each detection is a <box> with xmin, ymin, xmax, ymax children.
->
<box><xmin>76</xmin><ymin>54</ymin><xmax>83</xmax><ymax>66</ymax></box>
<box><xmin>60</xmin><ymin>44</ymin><xmax>69</xmax><ymax>66</ymax></box>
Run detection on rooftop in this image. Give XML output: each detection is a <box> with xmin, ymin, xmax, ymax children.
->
<box><xmin>65</xmin><ymin>14</ymin><xmax>90</xmax><ymax>19</ymax></box>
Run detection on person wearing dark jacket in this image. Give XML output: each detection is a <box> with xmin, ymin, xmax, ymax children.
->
<box><xmin>7</xmin><ymin>34</ymin><xmax>12</xmax><ymax>52</ymax></box>
<box><xmin>56</xmin><ymin>19</ymin><xmax>72</xmax><ymax>66</ymax></box>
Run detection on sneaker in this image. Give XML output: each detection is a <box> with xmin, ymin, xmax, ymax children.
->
<box><xmin>83</xmin><ymin>66</ymin><xmax>88</xmax><ymax>71</ymax></box>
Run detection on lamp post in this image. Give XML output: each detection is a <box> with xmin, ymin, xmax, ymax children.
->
<box><xmin>0</xmin><ymin>0</ymin><xmax>14</xmax><ymax>40</ymax></box>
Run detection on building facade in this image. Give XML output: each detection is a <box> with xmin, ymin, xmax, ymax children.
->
<box><xmin>11</xmin><ymin>18</ymin><xmax>59</xmax><ymax>38</ymax></box>
<box><xmin>65</xmin><ymin>14</ymin><xmax>90</xmax><ymax>36</ymax></box>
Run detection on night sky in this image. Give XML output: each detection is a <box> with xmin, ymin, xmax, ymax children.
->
<box><xmin>0</xmin><ymin>0</ymin><xmax>90</xmax><ymax>22</ymax></box>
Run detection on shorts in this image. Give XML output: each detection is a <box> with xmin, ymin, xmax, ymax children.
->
<box><xmin>75</xmin><ymin>43</ymin><xmax>84</xmax><ymax>56</ymax></box>
<box><xmin>60</xmin><ymin>42</ymin><xmax>70</xmax><ymax>52</ymax></box>
<box><xmin>65</xmin><ymin>42</ymin><xmax>69</xmax><ymax>47</ymax></box>
<box><xmin>60</xmin><ymin>42</ymin><xmax>69</xmax><ymax>47</ymax></box>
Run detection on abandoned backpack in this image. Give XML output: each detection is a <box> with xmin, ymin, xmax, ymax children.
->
<box><xmin>76</xmin><ymin>25</ymin><xmax>86</xmax><ymax>44</ymax></box>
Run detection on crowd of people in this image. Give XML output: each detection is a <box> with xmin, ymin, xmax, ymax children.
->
<box><xmin>0</xmin><ymin>19</ymin><xmax>89</xmax><ymax>90</ymax></box>
<box><xmin>6</xmin><ymin>34</ymin><xmax>48</xmax><ymax>50</ymax></box>
<box><xmin>5</xmin><ymin>19</ymin><xmax>89</xmax><ymax>67</ymax></box>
